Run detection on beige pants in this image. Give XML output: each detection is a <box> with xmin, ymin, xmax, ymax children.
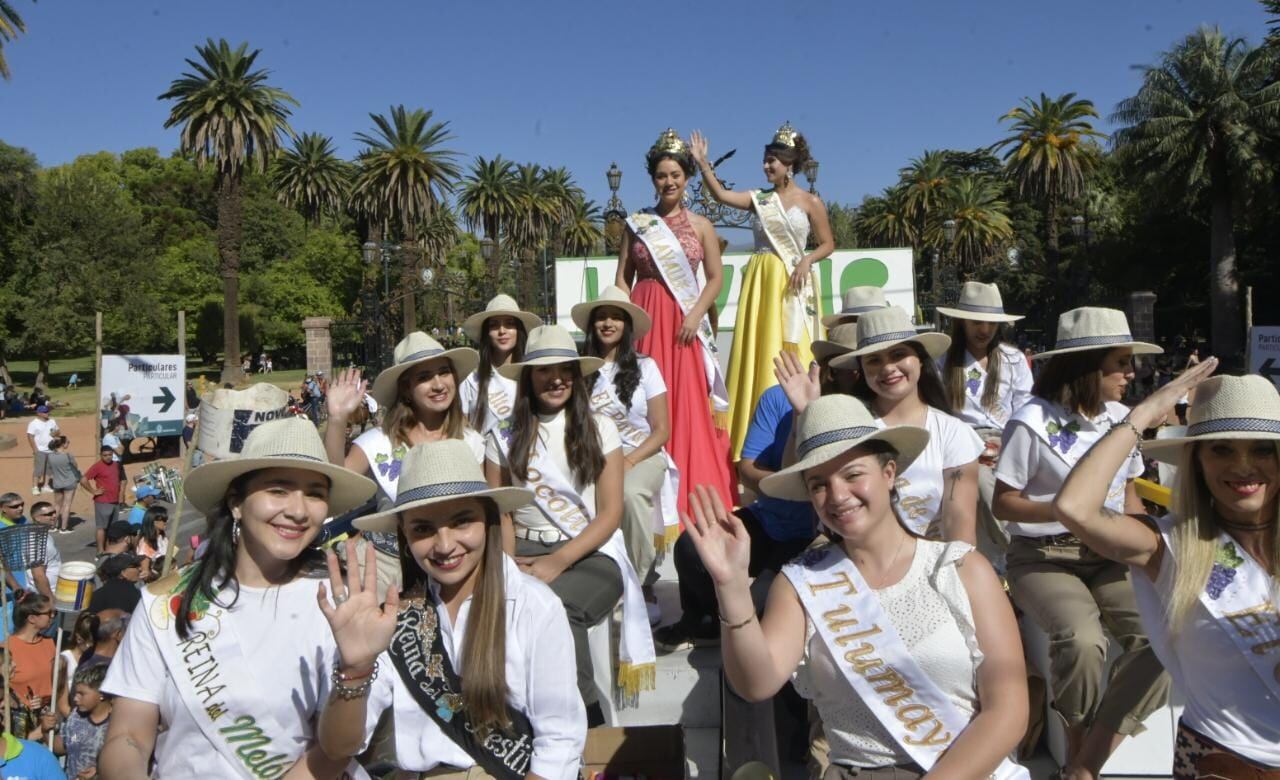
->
<box><xmin>400</xmin><ymin>767</ymin><xmax>494</xmax><ymax>780</ymax></box>
<box><xmin>620</xmin><ymin>452</ymin><xmax>667</xmax><ymax>579</ymax></box>
<box><xmin>1007</xmin><ymin>536</ymin><xmax>1170</xmax><ymax>736</ymax></box>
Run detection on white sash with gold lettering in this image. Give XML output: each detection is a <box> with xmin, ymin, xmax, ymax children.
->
<box><xmin>463</xmin><ymin>373</ymin><xmax>516</xmax><ymax>435</ymax></box>
<box><xmin>141</xmin><ymin>578</ymin><xmax>368</xmax><ymax>780</ymax></box>
<box><xmin>588</xmin><ymin>376</ymin><xmax>680</xmax><ymax>545</ymax></box>
<box><xmin>749</xmin><ymin>189</ymin><xmax>823</xmax><ymax>345</ymax></box>
<box><xmin>490</xmin><ymin>429</ymin><xmax>656</xmax><ymax>704</ymax></box>
<box><xmin>783</xmin><ymin>545</ymin><xmax>1028</xmax><ymax>778</ymax></box>
<box><xmin>625</xmin><ymin>210</ymin><xmax>728</xmax><ymax>415</ymax></box>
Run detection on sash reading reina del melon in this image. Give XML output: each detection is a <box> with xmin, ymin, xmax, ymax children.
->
<box><xmin>807</xmin><ymin>569</ymin><xmax>952</xmax><ymax>747</ymax></box>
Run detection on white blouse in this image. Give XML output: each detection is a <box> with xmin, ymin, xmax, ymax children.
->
<box><xmin>363</xmin><ymin>556</ymin><xmax>586</xmax><ymax>778</ymax></box>
<box><xmin>936</xmin><ymin>344</ymin><xmax>1033</xmax><ymax>431</ymax></box>
<box><xmin>876</xmin><ymin>408</ymin><xmax>984</xmax><ymax>537</ymax></box>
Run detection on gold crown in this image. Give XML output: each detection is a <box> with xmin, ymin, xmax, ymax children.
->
<box><xmin>650</xmin><ymin>128</ymin><xmax>687</xmax><ymax>155</ymax></box>
<box><xmin>772</xmin><ymin>121</ymin><xmax>799</xmax><ymax>148</ymax></box>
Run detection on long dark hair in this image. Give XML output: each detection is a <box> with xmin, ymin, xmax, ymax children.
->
<box><xmin>852</xmin><ymin>341</ymin><xmax>952</xmax><ymax>413</ymax></box>
<box><xmin>141</xmin><ymin>505</ymin><xmax>168</xmax><ymax>549</ymax></box>
<box><xmin>1033</xmin><ymin>349</ymin><xmax>1108</xmax><ymax>418</ymax></box>
<box><xmin>470</xmin><ymin>318</ymin><xmax>529</xmax><ymax>430</ymax></box>
<box><xmin>398</xmin><ymin>500</ymin><xmax>511</xmax><ymax>733</ymax></box>
<box><xmin>583</xmin><ymin>309</ymin><xmax>643</xmax><ymax>409</ymax></box>
<box><xmin>508</xmin><ymin>362</ymin><xmax>606</xmax><ymax>485</ymax></box>
<box><xmin>175</xmin><ymin>472</ymin><xmax>326</xmax><ymax>641</ymax></box>
<box><xmin>942</xmin><ymin>319</ymin><xmax>1008</xmax><ymax>414</ymax></box>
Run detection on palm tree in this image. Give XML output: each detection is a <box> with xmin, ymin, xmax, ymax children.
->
<box><xmin>507</xmin><ymin>163</ymin><xmax>562</xmax><ymax>294</ymax></box>
<box><xmin>159</xmin><ymin>38</ymin><xmax>297</xmax><ymax>383</ymax></box>
<box><xmin>856</xmin><ymin>186</ymin><xmax>916</xmax><ymax>249</ymax></box>
<box><xmin>353</xmin><ymin>105</ymin><xmax>461</xmax><ymax>335</ymax></box>
<box><xmin>930</xmin><ymin>176</ymin><xmax>1014</xmax><ymax>271</ymax></box>
<box><xmin>994</xmin><ymin>92</ymin><xmax>1104</xmax><ymax>310</ymax></box>
<box><xmin>900</xmin><ymin>151</ymin><xmax>952</xmax><ymax>300</ymax></box>
<box><xmin>561</xmin><ymin>197</ymin><xmax>604</xmax><ymax>257</ymax></box>
<box><xmin>0</xmin><ymin>0</ymin><xmax>28</xmax><ymax>80</ymax></box>
<box><xmin>271</xmin><ymin>132</ymin><xmax>350</xmax><ymax>226</ymax></box>
<box><xmin>458</xmin><ymin>155</ymin><xmax>517</xmax><ymax>287</ymax></box>
<box><xmin>1113</xmin><ymin>28</ymin><xmax>1280</xmax><ymax>360</ymax></box>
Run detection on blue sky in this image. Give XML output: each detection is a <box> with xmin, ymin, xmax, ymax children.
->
<box><xmin>0</xmin><ymin>0</ymin><xmax>1269</xmax><ymax>219</ymax></box>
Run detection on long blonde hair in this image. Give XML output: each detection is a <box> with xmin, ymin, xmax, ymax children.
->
<box><xmin>1167</xmin><ymin>441</ymin><xmax>1280</xmax><ymax>631</ymax></box>
<box><xmin>382</xmin><ymin>362</ymin><xmax>467</xmax><ymax>448</ymax></box>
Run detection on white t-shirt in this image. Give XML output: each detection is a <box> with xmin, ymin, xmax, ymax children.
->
<box><xmin>995</xmin><ymin>399</ymin><xmax>1142</xmax><ymax>537</ymax></box>
<box><xmin>354</xmin><ymin>426</ymin><xmax>486</xmax><ymax>503</ymax></box>
<box><xmin>592</xmin><ymin>358</ymin><xmax>666</xmax><ymax>448</ymax></box>
<box><xmin>102</xmin><ymin>432</ymin><xmax>122</xmax><ymax>462</ymax></box>
<box><xmin>364</xmin><ymin>556</ymin><xmax>585</xmax><ymax>778</ymax></box>
<box><xmin>42</xmin><ymin>534</ymin><xmax>60</xmax><ymax>585</ymax></box>
<box><xmin>460</xmin><ymin>373</ymin><xmax>519</xmax><ymax>435</ymax></box>
<box><xmin>26</xmin><ymin>418</ymin><xmax>58</xmax><ymax>452</ymax></box>
<box><xmin>875</xmin><ymin>408</ymin><xmax>983</xmax><ymax>536</ymax></box>
<box><xmin>103</xmin><ymin>576</ymin><xmax>339</xmax><ymax>778</ymax></box>
<box><xmin>936</xmin><ymin>344</ymin><xmax>1033</xmax><ymax>431</ymax></box>
<box><xmin>486</xmin><ymin>411</ymin><xmax>621</xmax><ymax>533</ymax></box>
<box><xmin>1131</xmin><ymin>516</ymin><xmax>1280</xmax><ymax>765</ymax></box>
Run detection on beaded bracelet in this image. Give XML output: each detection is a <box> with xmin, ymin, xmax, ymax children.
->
<box><xmin>330</xmin><ymin>660</ymin><xmax>379</xmax><ymax>700</ymax></box>
<box><xmin>1114</xmin><ymin>418</ymin><xmax>1144</xmax><ymax>453</ymax></box>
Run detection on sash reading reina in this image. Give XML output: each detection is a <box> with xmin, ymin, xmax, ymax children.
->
<box><xmin>388</xmin><ymin>598</ymin><xmax>535</xmax><ymax>780</ymax></box>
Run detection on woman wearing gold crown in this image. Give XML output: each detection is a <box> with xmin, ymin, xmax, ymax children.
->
<box><xmin>691</xmin><ymin>123</ymin><xmax>835</xmax><ymax>461</ymax></box>
<box><xmin>615</xmin><ymin>129</ymin><xmax>736</xmax><ymax>515</ymax></box>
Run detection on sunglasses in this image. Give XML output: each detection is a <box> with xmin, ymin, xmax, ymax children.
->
<box><xmin>4</xmin><ymin>504</ymin><xmax>22</xmax><ymax>510</ymax></box>
<box><xmin>33</xmin><ymin>611</ymin><xmax>54</xmax><ymax>618</ymax></box>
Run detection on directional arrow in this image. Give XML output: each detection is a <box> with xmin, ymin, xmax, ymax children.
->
<box><xmin>1262</xmin><ymin>358</ymin><xmax>1280</xmax><ymax>381</ymax></box>
<box><xmin>152</xmin><ymin>385</ymin><xmax>176</xmax><ymax>414</ymax></box>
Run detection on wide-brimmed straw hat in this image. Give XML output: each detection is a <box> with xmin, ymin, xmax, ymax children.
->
<box><xmin>1144</xmin><ymin>375</ymin><xmax>1280</xmax><ymax>464</ymax></box>
<box><xmin>355</xmin><ymin>440</ymin><xmax>532</xmax><ymax>533</ymax></box>
<box><xmin>822</xmin><ymin>286</ymin><xmax>887</xmax><ymax>327</ymax></box>
<box><xmin>184</xmin><ymin>417</ymin><xmax>376</xmax><ymax>515</ymax></box>
<box><xmin>1034</xmin><ymin>307</ymin><xmax>1162</xmax><ymax>360</ymax></box>
<box><xmin>760</xmin><ymin>395</ymin><xmax>930</xmax><ymax>502</ymax></box>
<box><xmin>830</xmin><ymin>306</ymin><xmax>951</xmax><ymax>368</ymax></box>
<box><xmin>811</xmin><ymin>323</ymin><xmax>859</xmax><ymax>364</ymax></box>
<box><xmin>936</xmin><ymin>282</ymin><xmax>1023</xmax><ymax>323</ymax></box>
<box><xmin>497</xmin><ymin>324</ymin><xmax>603</xmax><ymax>380</ymax></box>
<box><xmin>570</xmin><ymin>285</ymin><xmax>652</xmax><ymax>340</ymax></box>
<box><xmin>462</xmin><ymin>294</ymin><xmax>543</xmax><ymax>343</ymax></box>
<box><xmin>370</xmin><ymin>332</ymin><xmax>480</xmax><ymax>408</ymax></box>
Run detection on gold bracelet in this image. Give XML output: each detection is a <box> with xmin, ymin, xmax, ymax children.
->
<box><xmin>1114</xmin><ymin>418</ymin><xmax>1144</xmax><ymax>453</ymax></box>
<box><xmin>719</xmin><ymin>612</ymin><xmax>756</xmax><ymax>630</ymax></box>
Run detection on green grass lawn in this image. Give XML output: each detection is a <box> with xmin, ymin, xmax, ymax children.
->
<box><xmin>4</xmin><ymin>357</ymin><xmax>310</xmax><ymax>417</ymax></box>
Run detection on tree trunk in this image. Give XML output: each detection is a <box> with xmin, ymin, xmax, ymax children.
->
<box><xmin>1209</xmin><ymin>157</ymin><xmax>1242</xmax><ymax>363</ymax></box>
<box><xmin>1044</xmin><ymin>193</ymin><xmax>1061</xmax><ymax>333</ymax></box>
<box><xmin>486</xmin><ymin>219</ymin><xmax>503</xmax><ymax>296</ymax></box>
<box><xmin>217</xmin><ymin>175</ymin><xmax>245</xmax><ymax>385</ymax></box>
<box><xmin>401</xmin><ymin>233</ymin><xmax>418</xmax><ymax>338</ymax></box>
<box><xmin>34</xmin><ymin>353</ymin><xmax>49</xmax><ymax>392</ymax></box>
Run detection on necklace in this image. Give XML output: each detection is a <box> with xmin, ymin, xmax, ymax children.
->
<box><xmin>859</xmin><ymin>532</ymin><xmax>910</xmax><ymax>590</ymax></box>
<box><xmin>1217</xmin><ymin>515</ymin><xmax>1272</xmax><ymax>532</ymax></box>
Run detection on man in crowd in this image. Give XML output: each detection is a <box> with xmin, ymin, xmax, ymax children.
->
<box><xmin>79</xmin><ymin>610</ymin><xmax>129</xmax><ymax>669</ymax></box>
<box><xmin>126</xmin><ymin>485</ymin><xmax>160</xmax><ymax>527</ymax></box>
<box><xmin>81</xmin><ymin>446</ymin><xmax>125</xmax><ymax>554</ymax></box>
<box><xmin>26</xmin><ymin>500</ymin><xmax>60</xmax><ymax>601</ymax></box>
<box><xmin>25</xmin><ymin>405</ymin><xmax>59</xmax><ymax>495</ymax></box>
<box><xmin>89</xmin><ymin>555</ymin><xmax>142</xmax><ymax>614</ymax></box>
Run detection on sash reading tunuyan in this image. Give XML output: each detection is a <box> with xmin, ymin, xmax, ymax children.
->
<box><xmin>1136</xmin><ymin>515</ymin><xmax>1280</xmax><ymax>703</ymax></box>
<box><xmin>143</xmin><ymin>572</ymin><xmax>368</xmax><ymax>780</ymax></box>
<box><xmin>749</xmin><ymin>189</ymin><xmax>824</xmax><ymax>347</ymax></box>
<box><xmin>783</xmin><ymin>545</ymin><xmax>1028</xmax><ymax>779</ymax></box>
<box><xmin>625</xmin><ymin>209</ymin><xmax>729</xmax><ymax>419</ymax></box>
<box><xmin>588</xmin><ymin>374</ymin><xmax>681</xmax><ymax>551</ymax></box>
<box><xmin>490</xmin><ymin>429</ymin><xmax>656</xmax><ymax>705</ymax></box>
<box><xmin>387</xmin><ymin>597</ymin><xmax>535</xmax><ymax>780</ymax></box>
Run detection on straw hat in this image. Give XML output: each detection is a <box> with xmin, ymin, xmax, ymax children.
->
<box><xmin>355</xmin><ymin>440</ymin><xmax>533</xmax><ymax>533</ymax></box>
<box><xmin>1034</xmin><ymin>307</ymin><xmax>1162</xmax><ymax>360</ymax></box>
<box><xmin>462</xmin><ymin>294</ymin><xmax>543</xmax><ymax>343</ymax></box>
<box><xmin>822</xmin><ymin>286</ymin><xmax>887</xmax><ymax>327</ymax></box>
<box><xmin>570</xmin><ymin>285</ymin><xmax>652</xmax><ymax>340</ymax></box>
<box><xmin>369</xmin><ymin>332</ymin><xmax>480</xmax><ymax>408</ymax></box>
<box><xmin>830</xmin><ymin>306</ymin><xmax>951</xmax><ymax>368</ymax></box>
<box><xmin>497</xmin><ymin>324</ymin><xmax>603</xmax><ymax>380</ymax></box>
<box><xmin>936</xmin><ymin>282</ymin><xmax>1023</xmax><ymax>323</ymax></box>
<box><xmin>760</xmin><ymin>395</ymin><xmax>930</xmax><ymax>501</ymax></box>
<box><xmin>811</xmin><ymin>323</ymin><xmax>859</xmax><ymax>364</ymax></box>
<box><xmin>184</xmin><ymin>417</ymin><xmax>376</xmax><ymax>515</ymax></box>
<box><xmin>1144</xmin><ymin>375</ymin><xmax>1280</xmax><ymax>464</ymax></box>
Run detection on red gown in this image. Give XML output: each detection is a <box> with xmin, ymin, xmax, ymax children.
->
<box><xmin>628</xmin><ymin>209</ymin><xmax>736</xmax><ymax>518</ymax></box>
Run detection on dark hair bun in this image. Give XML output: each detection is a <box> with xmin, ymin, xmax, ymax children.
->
<box><xmin>764</xmin><ymin>132</ymin><xmax>812</xmax><ymax>173</ymax></box>
<box><xmin>645</xmin><ymin>148</ymin><xmax>697</xmax><ymax>178</ymax></box>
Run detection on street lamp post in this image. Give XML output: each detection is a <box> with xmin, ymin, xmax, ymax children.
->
<box><xmin>603</xmin><ymin>163</ymin><xmax>626</xmax><ymax>254</ymax></box>
<box><xmin>803</xmin><ymin>159</ymin><xmax>819</xmax><ymax>195</ymax></box>
<box><xmin>479</xmin><ymin>237</ymin><xmax>496</xmax><ymax>296</ymax></box>
<box><xmin>363</xmin><ymin>240</ymin><xmax>399</xmax><ymax>369</ymax></box>
<box><xmin>933</xmin><ymin>219</ymin><xmax>958</xmax><ymax>329</ymax></box>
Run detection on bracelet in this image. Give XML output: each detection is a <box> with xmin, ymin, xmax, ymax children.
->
<box><xmin>334</xmin><ymin>661</ymin><xmax>376</xmax><ymax>682</ymax></box>
<box><xmin>1114</xmin><ymin>419</ymin><xmax>1144</xmax><ymax>453</ymax></box>
<box><xmin>718</xmin><ymin>612</ymin><xmax>756</xmax><ymax>630</ymax></box>
<box><xmin>330</xmin><ymin>660</ymin><xmax>378</xmax><ymax>700</ymax></box>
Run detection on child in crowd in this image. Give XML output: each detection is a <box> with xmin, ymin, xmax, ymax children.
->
<box><xmin>55</xmin><ymin>663</ymin><xmax>113</xmax><ymax>779</ymax></box>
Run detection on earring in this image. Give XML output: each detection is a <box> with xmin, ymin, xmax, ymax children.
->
<box><xmin>682</xmin><ymin>190</ymin><xmax>692</xmax><ymax>208</ymax></box>
<box><xmin>786</xmin><ymin>170</ymin><xmax>794</xmax><ymax>182</ymax></box>
<box><xmin>232</xmin><ymin>518</ymin><xmax>241</xmax><ymax>546</ymax></box>
<box><xmin>654</xmin><ymin>186</ymin><xmax>662</xmax><ymax>201</ymax></box>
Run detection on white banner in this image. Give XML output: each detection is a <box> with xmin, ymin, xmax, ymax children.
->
<box><xmin>1247</xmin><ymin>326</ymin><xmax>1280</xmax><ymax>392</ymax></box>
<box><xmin>99</xmin><ymin>355</ymin><xmax>187</xmax><ymax>437</ymax></box>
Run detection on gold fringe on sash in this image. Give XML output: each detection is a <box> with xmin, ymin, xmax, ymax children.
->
<box><xmin>712</xmin><ymin>407</ymin><xmax>729</xmax><ymax>432</ymax></box>
<box><xmin>616</xmin><ymin>661</ymin><xmax>657</xmax><ymax>708</ymax></box>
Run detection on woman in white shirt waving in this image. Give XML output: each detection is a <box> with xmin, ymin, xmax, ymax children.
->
<box><xmin>1055</xmin><ymin>364</ymin><xmax>1280</xmax><ymax>778</ymax></box>
<box><xmin>993</xmin><ymin>307</ymin><xmax>1170</xmax><ymax>780</ymax></box>
<box><xmin>830</xmin><ymin>306</ymin><xmax>984</xmax><ymax>544</ymax></box>
<box><xmin>686</xmin><ymin>394</ymin><xmax>1029</xmax><ymax>779</ymax></box>
<box><xmin>99</xmin><ymin>417</ymin><xmax>376</xmax><ymax>780</ymax></box>
<box><xmin>573</xmin><ymin>285</ymin><xmax>674</xmax><ymax>584</ymax></box>
<box><xmin>485</xmin><ymin>325</ymin><xmax>655</xmax><ymax>722</ymax></box>
<box><xmin>317</xmin><ymin>440</ymin><xmax>586</xmax><ymax>780</ymax></box>
<box><xmin>460</xmin><ymin>294</ymin><xmax>542</xmax><ymax>436</ymax></box>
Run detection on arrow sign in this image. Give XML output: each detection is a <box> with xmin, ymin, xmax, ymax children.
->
<box><xmin>1261</xmin><ymin>358</ymin><xmax>1280</xmax><ymax>381</ymax></box>
<box><xmin>152</xmin><ymin>385</ymin><xmax>176</xmax><ymax>413</ymax></box>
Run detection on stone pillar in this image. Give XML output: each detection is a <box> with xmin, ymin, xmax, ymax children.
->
<box><xmin>303</xmin><ymin>317</ymin><xmax>333</xmax><ymax>377</ymax></box>
<box><xmin>1128</xmin><ymin>291</ymin><xmax>1157</xmax><ymax>345</ymax></box>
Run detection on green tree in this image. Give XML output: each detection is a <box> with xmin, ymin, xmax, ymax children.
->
<box><xmin>458</xmin><ymin>155</ymin><xmax>517</xmax><ymax>289</ymax></box>
<box><xmin>1113</xmin><ymin>28</ymin><xmax>1280</xmax><ymax>360</ymax></box>
<box><xmin>0</xmin><ymin>0</ymin><xmax>30</xmax><ymax>80</ymax></box>
<box><xmin>994</xmin><ymin>92</ymin><xmax>1105</xmax><ymax>312</ymax></box>
<box><xmin>271</xmin><ymin>132</ymin><xmax>350</xmax><ymax>226</ymax></box>
<box><xmin>353</xmin><ymin>106</ymin><xmax>460</xmax><ymax>335</ymax></box>
<box><xmin>825</xmin><ymin>202</ymin><xmax>860</xmax><ymax>249</ymax></box>
<box><xmin>159</xmin><ymin>38</ymin><xmax>298</xmax><ymax>383</ymax></box>
<box><xmin>561</xmin><ymin>197</ymin><xmax>603</xmax><ymax>257</ymax></box>
<box><xmin>929</xmin><ymin>176</ymin><xmax>1014</xmax><ymax>271</ymax></box>
<box><xmin>857</xmin><ymin>186</ymin><xmax>916</xmax><ymax>249</ymax></box>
